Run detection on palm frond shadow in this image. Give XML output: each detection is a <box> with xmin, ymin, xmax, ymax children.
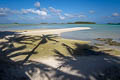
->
<box><xmin>0</xmin><ymin>33</ymin><xmax>84</xmax><ymax>80</ymax></box>
<box><xmin>0</xmin><ymin>32</ymin><xmax>120</xmax><ymax>80</ymax></box>
<box><xmin>22</xmin><ymin>34</ymin><xmax>59</xmax><ymax>64</ymax></box>
<box><xmin>62</xmin><ymin>43</ymin><xmax>105</xmax><ymax>57</ymax></box>
<box><xmin>0</xmin><ymin>34</ymin><xmax>59</xmax><ymax>64</ymax></box>
<box><xmin>22</xmin><ymin>60</ymin><xmax>83</xmax><ymax>80</ymax></box>
<box><xmin>53</xmin><ymin>43</ymin><xmax>120</xmax><ymax>80</ymax></box>
<box><xmin>0</xmin><ymin>31</ymin><xmax>16</xmax><ymax>39</ymax></box>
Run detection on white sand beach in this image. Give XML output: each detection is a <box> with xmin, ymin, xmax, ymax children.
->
<box><xmin>19</xmin><ymin>27</ymin><xmax>91</xmax><ymax>35</ymax></box>
<box><xmin>28</xmin><ymin>55</ymin><xmax>120</xmax><ymax>80</ymax></box>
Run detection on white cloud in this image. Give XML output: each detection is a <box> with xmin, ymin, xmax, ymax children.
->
<box><xmin>0</xmin><ymin>13</ymin><xmax>7</xmax><ymax>16</ymax></box>
<box><xmin>64</xmin><ymin>13</ymin><xmax>87</xmax><ymax>19</ymax></box>
<box><xmin>34</xmin><ymin>10</ymin><xmax>47</xmax><ymax>16</ymax></box>
<box><xmin>59</xmin><ymin>16</ymin><xmax>65</xmax><ymax>20</ymax></box>
<box><xmin>0</xmin><ymin>8</ymin><xmax>21</xmax><ymax>16</ymax></box>
<box><xmin>34</xmin><ymin>2</ymin><xmax>40</xmax><ymax>8</ymax></box>
<box><xmin>41</xmin><ymin>8</ymin><xmax>48</xmax><ymax>12</ymax></box>
<box><xmin>112</xmin><ymin>12</ymin><xmax>119</xmax><ymax>17</ymax></box>
<box><xmin>0</xmin><ymin>7</ymin><xmax>47</xmax><ymax>17</ymax></box>
<box><xmin>0</xmin><ymin>3</ymin><xmax>88</xmax><ymax>22</ymax></box>
<box><xmin>78</xmin><ymin>14</ymin><xmax>87</xmax><ymax>18</ymax></box>
<box><xmin>64</xmin><ymin>13</ymin><xmax>74</xmax><ymax>18</ymax></box>
<box><xmin>0</xmin><ymin>8</ymin><xmax>10</xmax><ymax>12</ymax></box>
<box><xmin>0</xmin><ymin>8</ymin><xmax>10</xmax><ymax>16</ymax></box>
<box><xmin>49</xmin><ymin>7</ymin><xmax>65</xmax><ymax>20</ymax></box>
<box><xmin>21</xmin><ymin>9</ymin><xmax>29</xmax><ymax>14</ymax></box>
<box><xmin>89</xmin><ymin>10</ymin><xmax>95</xmax><ymax>14</ymax></box>
<box><xmin>21</xmin><ymin>9</ymin><xmax>47</xmax><ymax>16</ymax></box>
<box><xmin>49</xmin><ymin>7</ymin><xmax>62</xmax><ymax>15</ymax></box>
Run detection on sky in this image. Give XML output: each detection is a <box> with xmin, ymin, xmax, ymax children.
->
<box><xmin>0</xmin><ymin>0</ymin><xmax>120</xmax><ymax>24</ymax></box>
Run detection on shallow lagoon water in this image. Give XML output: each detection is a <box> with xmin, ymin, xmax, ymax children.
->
<box><xmin>0</xmin><ymin>24</ymin><xmax>120</xmax><ymax>41</ymax></box>
<box><xmin>61</xmin><ymin>24</ymin><xmax>120</xmax><ymax>41</ymax></box>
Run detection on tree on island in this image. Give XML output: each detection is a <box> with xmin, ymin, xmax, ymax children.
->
<box><xmin>13</xmin><ymin>22</ymin><xmax>19</xmax><ymax>24</ymax></box>
<box><xmin>67</xmin><ymin>21</ymin><xmax>96</xmax><ymax>24</ymax></box>
<box><xmin>107</xmin><ymin>23</ymin><xmax>120</xmax><ymax>25</ymax></box>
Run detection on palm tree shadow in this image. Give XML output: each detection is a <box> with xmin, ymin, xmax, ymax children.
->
<box><xmin>62</xmin><ymin>43</ymin><xmax>105</xmax><ymax>57</ymax></box>
<box><xmin>53</xmin><ymin>43</ymin><xmax>120</xmax><ymax>80</ymax></box>
<box><xmin>62</xmin><ymin>43</ymin><xmax>75</xmax><ymax>57</ymax></box>
<box><xmin>0</xmin><ymin>36</ymin><xmax>30</xmax><ymax>80</ymax></box>
<box><xmin>22</xmin><ymin>60</ymin><xmax>84</xmax><ymax>80</ymax></box>
<box><xmin>0</xmin><ymin>33</ymin><xmax>84</xmax><ymax>80</ymax></box>
<box><xmin>1</xmin><ymin>32</ymin><xmax>120</xmax><ymax>80</ymax></box>
<box><xmin>0</xmin><ymin>31</ymin><xmax>16</xmax><ymax>39</ymax></box>
<box><xmin>0</xmin><ymin>34</ymin><xmax>59</xmax><ymax>64</ymax></box>
<box><xmin>0</xmin><ymin>33</ymin><xmax>46</xmax><ymax>80</ymax></box>
<box><xmin>22</xmin><ymin>34</ymin><xmax>59</xmax><ymax>64</ymax></box>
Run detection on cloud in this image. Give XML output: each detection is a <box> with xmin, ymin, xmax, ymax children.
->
<box><xmin>0</xmin><ymin>2</ymin><xmax>89</xmax><ymax>23</ymax></box>
<box><xmin>78</xmin><ymin>14</ymin><xmax>87</xmax><ymax>18</ymax></box>
<box><xmin>112</xmin><ymin>12</ymin><xmax>119</xmax><ymax>17</ymax></box>
<box><xmin>89</xmin><ymin>10</ymin><xmax>95</xmax><ymax>14</ymax></box>
<box><xmin>49</xmin><ymin>7</ymin><xmax>62</xmax><ymax>15</ymax></box>
<box><xmin>21</xmin><ymin>9</ymin><xmax>47</xmax><ymax>16</ymax></box>
<box><xmin>34</xmin><ymin>10</ymin><xmax>47</xmax><ymax>16</ymax></box>
<box><xmin>0</xmin><ymin>7</ymin><xmax>47</xmax><ymax>17</ymax></box>
<box><xmin>48</xmin><ymin>7</ymin><xmax>65</xmax><ymax>20</ymax></box>
<box><xmin>21</xmin><ymin>9</ymin><xmax>29</xmax><ymax>14</ymax></box>
<box><xmin>64</xmin><ymin>13</ymin><xmax>87</xmax><ymax>19</ymax></box>
<box><xmin>64</xmin><ymin>13</ymin><xmax>74</xmax><ymax>18</ymax></box>
<box><xmin>41</xmin><ymin>8</ymin><xmax>48</xmax><ymax>12</ymax></box>
<box><xmin>0</xmin><ymin>13</ymin><xmax>7</xmax><ymax>16</ymax></box>
<box><xmin>59</xmin><ymin>16</ymin><xmax>65</xmax><ymax>20</ymax></box>
<box><xmin>57</xmin><ymin>13</ymin><xmax>87</xmax><ymax>20</ymax></box>
<box><xmin>0</xmin><ymin>8</ymin><xmax>21</xmax><ymax>16</ymax></box>
<box><xmin>104</xmin><ymin>12</ymin><xmax>120</xmax><ymax>18</ymax></box>
<box><xmin>0</xmin><ymin>8</ymin><xmax>10</xmax><ymax>16</ymax></box>
<box><xmin>20</xmin><ymin>2</ymin><xmax>47</xmax><ymax>16</ymax></box>
<box><xmin>34</xmin><ymin>1</ymin><xmax>40</xmax><ymax>8</ymax></box>
<box><xmin>0</xmin><ymin>8</ymin><xmax>10</xmax><ymax>12</ymax></box>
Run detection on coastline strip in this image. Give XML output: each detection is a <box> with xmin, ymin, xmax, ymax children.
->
<box><xmin>19</xmin><ymin>27</ymin><xmax>91</xmax><ymax>35</ymax></box>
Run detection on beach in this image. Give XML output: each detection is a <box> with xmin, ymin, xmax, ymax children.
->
<box><xmin>1</xmin><ymin>24</ymin><xmax>120</xmax><ymax>42</ymax></box>
<box><xmin>0</xmin><ymin>26</ymin><xmax>120</xmax><ymax>80</ymax></box>
<box><xmin>19</xmin><ymin>27</ymin><xmax>91</xmax><ymax>35</ymax></box>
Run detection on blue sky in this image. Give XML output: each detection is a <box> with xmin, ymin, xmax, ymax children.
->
<box><xmin>0</xmin><ymin>0</ymin><xmax>120</xmax><ymax>24</ymax></box>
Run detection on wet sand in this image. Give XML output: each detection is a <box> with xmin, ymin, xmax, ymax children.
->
<box><xmin>19</xmin><ymin>27</ymin><xmax>91</xmax><ymax>35</ymax></box>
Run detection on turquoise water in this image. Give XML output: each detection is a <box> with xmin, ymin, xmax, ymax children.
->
<box><xmin>0</xmin><ymin>24</ymin><xmax>120</xmax><ymax>41</ymax></box>
<box><xmin>0</xmin><ymin>24</ymin><xmax>84</xmax><ymax>30</ymax></box>
<box><xmin>62</xmin><ymin>24</ymin><xmax>120</xmax><ymax>41</ymax></box>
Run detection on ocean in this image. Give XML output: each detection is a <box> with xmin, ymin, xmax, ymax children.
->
<box><xmin>0</xmin><ymin>24</ymin><xmax>120</xmax><ymax>41</ymax></box>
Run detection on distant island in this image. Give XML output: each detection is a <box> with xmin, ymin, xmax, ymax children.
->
<box><xmin>40</xmin><ymin>21</ymin><xmax>96</xmax><ymax>24</ymax></box>
<box><xmin>67</xmin><ymin>21</ymin><xmax>96</xmax><ymax>24</ymax></box>
<box><xmin>107</xmin><ymin>23</ymin><xmax>120</xmax><ymax>25</ymax></box>
<box><xmin>13</xmin><ymin>22</ymin><xmax>19</xmax><ymax>24</ymax></box>
<box><xmin>0</xmin><ymin>21</ymin><xmax>96</xmax><ymax>25</ymax></box>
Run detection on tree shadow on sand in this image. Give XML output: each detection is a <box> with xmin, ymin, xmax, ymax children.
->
<box><xmin>0</xmin><ymin>31</ymin><xmax>16</xmax><ymax>39</ymax></box>
<box><xmin>0</xmin><ymin>33</ymin><xmax>120</xmax><ymax>80</ymax></box>
<box><xmin>0</xmin><ymin>33</ymin><xmax>59</xmax><ymax>63</ymax></box>
<box><xmin>53</xmin><ymin>43</ymin><xmax>120</xmax><ymax>80</ymax></box>
<box><xmin>22</xmin><ymin>34</ymin><xmax>59</xmax><ymax>64</ymax></box>
<box><xmin>0</xmin><ymin>33</ymin><xmax>64</xmax><ymax>80</ymax></box>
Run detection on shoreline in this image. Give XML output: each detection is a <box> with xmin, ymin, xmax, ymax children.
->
<box><xmin>18</xmin><ymin>27</ymin><xmax>91</xmax><ymax>36</ymax></box>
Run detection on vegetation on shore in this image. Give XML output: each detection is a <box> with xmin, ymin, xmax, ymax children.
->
<box><xmin>40</xmin><ymin>21</ymin><xmax>96</xmax><ymax>24</ymax></box>
<box><xmin>107</xmin><ymin>23</ymin><xmax>120</xmax><ymax>25</ymax></box>
<box><xmin>0</xmin><ymin>21</ymin><xmax>96</xmax><ymax>27</ymax></box>
<box><xmin>67</xmin><ymin>21</ymin><xmax>96</xmax><ymax>24</ymax></box>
